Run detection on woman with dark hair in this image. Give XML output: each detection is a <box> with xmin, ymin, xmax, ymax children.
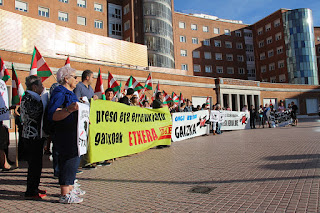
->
<box><xmin>48</xmin><ymin>66</ymin><xmax>85</xmax><ymax>204</ymax></box>
<box><xmin>20</xmin><ymin>75</ymin><xmax>46</xmax><ymax>199</ymax></box>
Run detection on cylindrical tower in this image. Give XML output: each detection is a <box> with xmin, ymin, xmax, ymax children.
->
<box><xmin>143</xmin><ymin>0</ymin><xmax>175</xmax><ymax>68</ymax></box>
<box><xmin>283</xmin><ymin>8</ymin><xmax>319</xmax><ymax>85</ymax></box>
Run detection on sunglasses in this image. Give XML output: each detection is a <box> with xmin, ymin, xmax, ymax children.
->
<box><xmin>70</xmin><ymin>75</ymin><xmax>77</xmax><ymax>80</ymax></box>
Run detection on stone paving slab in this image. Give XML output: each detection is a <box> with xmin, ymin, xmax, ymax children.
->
<box><xmin>0</xmin><ymin>118</ymin><xmax>320</xmax><ymax>212</ymax></box>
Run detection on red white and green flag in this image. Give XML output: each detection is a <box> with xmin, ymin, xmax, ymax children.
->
<box><xmin>151</xmin><ymin>81</ymin><xmax>160</xmax><ymax>101</ymax></box>
<box><xmin>30</xmin><ymin>46</ymin><xmax>53</xmax><ymax>82</ymax></box>
<box><xmin>162</xmin><ymin>90</ymin><xmax>173</xmax><ymax>105</ymax></box>
<box><xmin>144</xmin><ymin>73</ymin><xmax>152</xmax><ymax>91</ymax></box>
<box><xmin>94</xmin><ymin>68</ymin><xmax>106</xmax><ymax>100</ymax></box>
<box><xmin>113</xmin><ymin>82</ymin><xmax>123</xmax><ymax>101</ymax></box>
<box><xmin>206</xmin><ymin>96</ymin><xmax>210</xmax><ymax>105</ymax></box>
<box><xmin>11</xmin><ymin>64</ymin><xmax>25</xmax><ymax>105</ymax></box>
<box><xmin>139</xmin><ymin>92</ymin><xmax>148</xmax><ymax>107</ymax></box>
<box><xmin>172</xmin><ymin>92</ymin><xmax>179</xmax><ymax>106</ymax></box>
<box><xmin>108</xmin><ymin>72</ymin><xmax>121</xmax><ymax>92</ymax></box>
<box><xmin>64</xmin><ymin>56</ymin><xmax>71</xmax><ymax>67</ymax></box>
<box><xmin>0</xmin><ymin>58</ymin><xmax>10</xmax><ymax>82</ymax></box>
<box><xmin>124</xmin><ymin>76</ymin><xmax>144</xmax><ymax>93</ymax></box>
<box><xmin>178</xmin><ymin>92</ymin><xmax>185</xmax><ymax>105</ymax></box>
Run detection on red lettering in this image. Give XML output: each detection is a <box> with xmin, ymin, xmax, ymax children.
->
<box><xmin>137</xmin><ymin>131</ymin><xmax>143</xmax><ymax>144</ymax></box>
<box><xmin>132</xmin><ymin>131</ymin><xmax>137</xmax><ymax>145</ymax></box>
<box><xmin>128</xmin><ymin>132</ymin><xmax>133</xmax><ymax>146</ymax></box>
<box><xmin>141</xmin><ymin>130</ymin><xmax>147</xmax><ymax>143</ymax></box>
<box><xmin>145</xmin><ymin>130</ymin><xmax>153</xmax><ymax>142</ymax></box>
<box><xmin>151</xmin><ymin>128</ymin><xmax>158</xmax><ymax>141</ymax></box>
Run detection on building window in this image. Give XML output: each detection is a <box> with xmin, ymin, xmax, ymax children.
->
<box><xmin>0</xmin><ymin>0</ymin><xmax>3</xmax><ymax>5</ymax></box>
<box><xmin>277</xmin><ymin>46</ymin><xmax>283</xmax><ymax>54</ymax></box>
<box><xmin>192</xmin><ymin>37</ymin><xmax>199</xmax><ymax>44</ymax></box>
<box><xmin>238</xmin><ymin>68</ymin><xmax>245</xmax><ymax>74</ymax></box>
<box><xmin>123</xmin><ymin>4</ymin><xmax>129</xmax><ymax>15</ymax></box>
<box><xmin>38</xmin><ymin>6</ymin><xmax>49</xmax><ymax>17</ymax></box>
<box><xmin>193</xmin><ymin>51</ymin><xmax>200</xmax><ymax>58</ymax></box>
<box><xmin>226</xmin><ymin>54</ymin><xmax>233</xmax><ymax>61</ymax></box>
<box><xmin>216</xmin><ymin>66</ymin><xmax>223</xmax><ymax>73</ymax></box>
<box><xmin>203</xmin><ymin>26</ymin><xmax>209</xmax><ymax>32</ymax></box>
<box><xmin>260</xmin><ymin>52</ymin><xmax>265</xmax><ymax>60</ymax></box>
<box><xmin>227</xmin><ymin>67</ymin><xmax>234</xmax><ymax>74</ymax></box>
<box><xmin>268</xmin><ymin>50</ymin><xmax>274</xmax><ymax>58</ymax></box>
<box><xmin>180</xmin><ymin>36</ymin><xmax>186</xmax><ymax>42</ymax></box>
<box><xmin>194</xmin><ymin>64</ymin><xmax>201</xmax><ymax>72</ymax></box>
<box><xmin>15</xmin><ymin>0</ymin><xmax>28</xmax><ymax>12</ymax></box>
<box><xmin>124</xmin><ymin>20</ymin><xmax>130</xmax><ymax>31</ymax></box>
<box><xmin>59</xmin><ymin>0</ymin><xmax>69</xmax><ymax>2</ymax></box>
<box><xmin>318</xmin><ymin>36</ymin><xmax>320</xmax><ymax>42</ymax></box>
<box><xmin>270</xmin><ymin>76</ymin><xmax>276</xmax><ymax>83</ymax></box>
<box><xmin>205</xmin><ymin>65</ymin><xmax>212</xmax><ymax>73</ymax></box>
<box><xmin>179</xmin><ymin>22</ymin><xmax>185</xmax><ymax>29</ymax></box>
<box><xmin>269</xmin><ymin>63</ymin><xmax>275</xmax><ymax>71</ymax></box>
<box><xmin>180</xmin><ymin>50</ymin><xmax>187</xmax><ymax>57</ymax></box>
<box><xmin>215</xmin><ymin>53</ymin><xmax>222</xmax><ymax>60</ymax></box>
<box><xmin>181</xmin><ymin>64</ymin><xmax>188</xmax><ymax>71</ymax></box>
<box><xmin>246</xmin><ymin>44</ymin><xmax>253</xmax><ymax>52</ymax></box>
<box><xmin>278</xmin><ymin>60</ymin><xmax>285</xmax><ymax>68</ymax></box>
<box><xmin>235</xmin><ymin>30</ymin><xmax>242</xmax><ymax>37</ymax></box>
<box><xmin>58</xmin><ymin>11</ymin><xmax>68</xmax><ymax>21</ymax></box>
<box><xmin>214</xmin><ymin>28</ymin><xmax>220</xmax><ymax>34</ymax></box>
<box><xmin>77</xmin><ymin>16</ymin><xmax>86</xmax><ymax>25</ymax></box>
<box><xmin>279</xmin><ymin>74</ymin><xmax>286</xmax><ymax>82</ymax></box>
<box><xmin>204</xmin><ymin>52</ymin><xmax>211</xmax><ymax>59</ymax></box>
<box><xmin>259</xmin><ymin>40</ymin><xmax>264</xmax><ymax>48</ymax></box>
<box><xmin>224</xmin><ymin>29</ymin><xmax>231</xmax><ymax>35</ymax></box>
<box><xmin>274</xmin><ymin>19</ymin><xmax>280</xmax><ymax>27</ymax></box>
<box><xmin>267</xmin><ymin>36</ymin><xmax>273</xmax><ymax>44</ymax></box>
<box><xmin>95</xmin><ymin>20</ymin><xmax>103</xmax><ymax>29</ymax></box>
<box><xmin>237</xmin><ymin>55</ymin><xmax>244</xmax><ymax>62</ymax></box>
<box><xmin>77</xmin><ymin>0</ymin><xmax>86</xmax><ymax>8</ymax></box>
<box><xmin>214</xmin><ymin>40</ymin><xmax>221</xmax><ymax>47</ymax></box>
<box><xmin>225</xmin><ymin>41</ymin><xmax>232</xmax><ymax>48</ymax></box>
<box><xmin>244</xmin><ymin>32</ymin><xmax>253</xmax><ymax>37</ymax></box>
<box><xmin>247</xmin><ymin>55</ymin><xmax>255</xmax><ymax>62</ymax></box>
<box><xmin>275</xmin><ymin>32</ymin><xmax>282</xmax><ymax>41</ymax></box>
<box><xmin>110</xmin><ymin>23</ymin><xmax>122</xmax><ymax>36</ymax></box>
<box><xmin>236</xmin><ymin>42</ymin><xmax>243</xmax><ymax>49</ymax></box>
<box><xmin>203</xmin><ymin>39</ymin><xmax>210</xmax><ymax>46</ymax></box>
<box><xmin>94</xmin><ymin>3</ymin><xmax>103</xmax><ymax>12</ymax></box>
<box><xmin>191</xmin><ymin>24</ymin><xmax>197</xmax><ymax>30</ymax></box>
<box><xmin>261</xmin><ymin>65</ymin><xmax>266</xmax><ymax>73</ymax></box>
<box><xmin>265</xmin><ymin>23</ymin><xmax>271</xmax><ymax>32</ymax></box>
<box><xmin>258</xmin><ymin>27</ymin><xmax>263</xmax><ymax>35</ymax></box>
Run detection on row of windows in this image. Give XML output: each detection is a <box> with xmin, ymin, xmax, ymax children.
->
<box><xmin>259</xmin><ymin>46</ymin><xmax>284</xmax><ymax>60</ymax></box>
<box><xmin>262</xmin><ymin>74</ymin><xmax>286</xmax><ymax>83</ymax></box>
<box><xmin>181</xmin><ymin>50</ymin><xmax>246</xmax><ymax>62</ymax></box>
<box><xmin>260</xmin><ymin>60</ymin><xmax>285</xmax><ymax>73</ymax></box>
<box><xmin>257</xmin><ymin>19</ymin><xmax>281</xmax><ymax>35</ymax></box>
<box><xmin>178</xmin><ymin>22</ymin><xmax>241</xmax><ymax>36</ymax></box>
<box><xmin>179</xmin><ymin>36</ymin><xmax>244</xmax><ymax>48</ymax></box>
<box><xmin>57</xmin><ymin>12</ymin><xmax>103</xmax><ymax>28</ymax></box>
<box><xmin>258</xmin><ymin>33</ymin><xmax>282</xmax><ymax>48</ymax></box>
<box><xmin>13</xmin><ymin>0</ymin><xmax>103</xmax><ymax>13</ymax></box>
<box><xmin>181</xmin><ymin>64</ymin><xmax>246</xmax><ymax>74</ymax></box>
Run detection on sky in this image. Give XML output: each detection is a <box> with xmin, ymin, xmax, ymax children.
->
<box><xmin>174</xmin><ymin>0</ymin><xmax>320</xmax><ymax>26</ymax></box>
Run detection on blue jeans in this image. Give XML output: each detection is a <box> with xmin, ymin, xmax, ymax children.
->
<box><xmin>58</xmin><ymin>155</ymin><xmax>80</xmax><ymax>186</ymax></box>
<box><xmin>216</xmin><ymin>123</ymin><xmax>222</xmax><ymax>134</ymax></box>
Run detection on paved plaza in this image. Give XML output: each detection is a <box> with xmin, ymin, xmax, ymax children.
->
<box><xmin>1</xmin><ymin>118</ymin><xmax>320</xmax><ymax>212</ymax></box>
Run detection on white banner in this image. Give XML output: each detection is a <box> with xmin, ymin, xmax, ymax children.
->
<box><xmin>0</xmin><ymin>79</ymin><xmax>9</xmax><ymax>121</ymax></box>
<box><xmin>77</xmin><ymin>102</ymin><xmax>90</xmax><ymax>156</ymax></box>
<box><xmin>171</xmin><ymin>110</ymin><xmax>210</xmax><ymax>142</ymax></box>
<box><xmin>211</xmin><ymin>110</ymin><xmax>251</xmax><ymax>130</ymax></box>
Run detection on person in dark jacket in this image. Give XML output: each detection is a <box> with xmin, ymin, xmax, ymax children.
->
<box><xmin>20</xmin><ymin>75</ymin><xmax>46</xmax><ymax>200</ymax></box>
<box><xmin>249</xmin><ymin>105</ymin><xmax>256</xmax><ymax>129</ymax></box>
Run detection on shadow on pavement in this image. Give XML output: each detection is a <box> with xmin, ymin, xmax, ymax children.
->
<box><xmin>264</xmin><ymin>154</ymin><xmax>320</xmax><ymax>161</ymax></box>
<box><xmin>0</xmin><ymin>189</ymin><xmax>59</xmax><ymax>203</ymax></box>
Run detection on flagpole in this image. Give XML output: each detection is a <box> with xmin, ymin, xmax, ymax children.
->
<box><xmin>14</xmin><ymin>120</ymin><xmax>19</xmax><ymax>168</ymax></box>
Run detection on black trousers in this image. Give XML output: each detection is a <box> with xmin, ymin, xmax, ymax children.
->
<box><xmin>24</xmin><ymin>138</ymin><xmax>44</xmax><ymax>196</ymax></box>
<box><xmin>250</xmin><ymin>117</ymin><xmax>256</xmax><ymax>128</ymax></box>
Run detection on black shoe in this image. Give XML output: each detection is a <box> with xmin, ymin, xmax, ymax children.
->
<box><xmin>82</xmin><ymin>165</ymin><xmax>96</xmax><ymax>170</ymax></box>
<box><xmin>7</xmin><ymin>160</ymin><xmax>15</xmax><ymax>165</ymax></box>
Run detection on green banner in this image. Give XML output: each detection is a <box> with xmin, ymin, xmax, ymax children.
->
<box><xmin>88</xmin><ymin>100</ymin><xmax>172</xmax><ymax>163</ymax></box>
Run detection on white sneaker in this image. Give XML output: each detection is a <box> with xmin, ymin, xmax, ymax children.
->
<box><xmin>59</xmin><ymin>193</ymin><xmax>83</xmax><ymax>204</ymax></box>
<box><xmin>71</xmin><ymin>187</ymin><xmax>86</xmax><ymax>196</ymax></box>
<box><xmin>74</xmin><ymin>179</ymin><xmax>81</xmax><ymax>188</ymax></box>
